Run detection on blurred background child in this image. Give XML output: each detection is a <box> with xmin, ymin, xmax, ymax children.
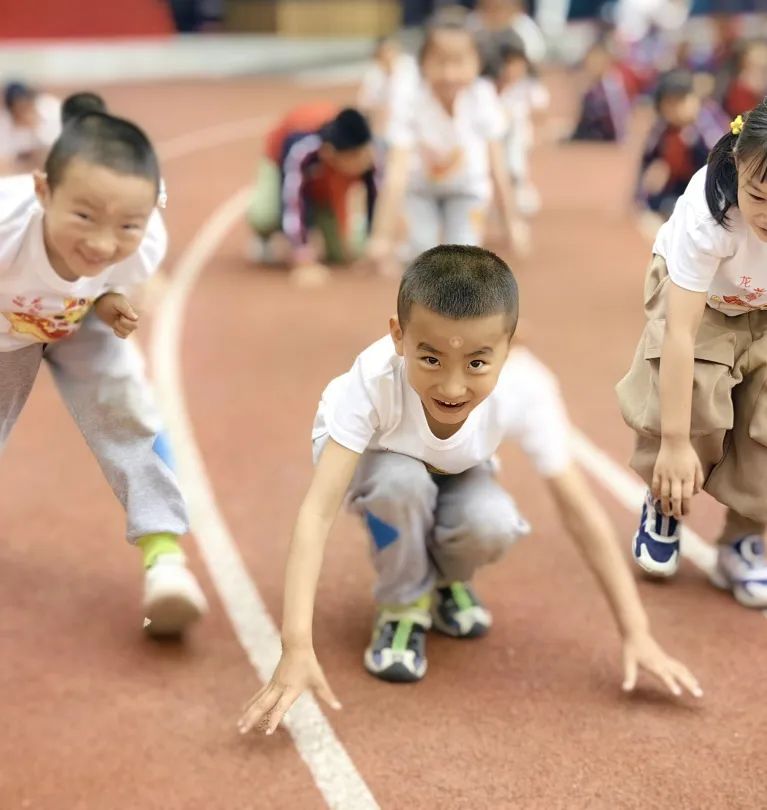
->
<box><xmin>369</xmin><ymin>16</ymin><xmax>523</xmax><ymax>271</ymax></box>
<box><xmin>357</xmin><ymin>35</ymin><xmax>419</xmax><ymax>141</ymax></box>
<box><xmin>492</xmin><ymin>31</ymin><xmax>550</xmax><ymax>217</ymax></box>
<box><xmin>0</xmin><ymin>81</ymin><xmax>61</xmax><ymax>174</ymax></box>
<box><xmin>636</xmin><ymin>68</ymin><xmax>723</xmax><ymax>229</ymax></box>
<box><xmin>247</xmin><ymin>103</ymin><xmax>377</xmax><ymax>285</ymax></box>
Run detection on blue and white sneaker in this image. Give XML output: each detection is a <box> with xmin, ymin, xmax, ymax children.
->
<box><xmin>710</xmin><ymin>536</ymin><xmax>767</xmax><ymax>608</ymax></box>
<box><xmin>364</xmin><ymin>596</ymin><xmax>431</xmax><ymax>683</ymax></box>
<box><xmin>633</xmin><ymin>491</ymin><xmax>681</xmax><ymax>577</ymax></box>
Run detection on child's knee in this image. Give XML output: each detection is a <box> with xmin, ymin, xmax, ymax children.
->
<box><xmin>363</xmin><ymin>455</ymin><xmax>437</xmax><ymax>514</ymax></box>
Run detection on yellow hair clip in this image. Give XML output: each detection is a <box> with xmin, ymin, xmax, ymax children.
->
<box><xmin>730</xmin><ymin>114</ymin><xmax>744</xmax><ymax>136</ymax></box>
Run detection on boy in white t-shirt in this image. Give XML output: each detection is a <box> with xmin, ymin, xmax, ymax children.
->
<box><xmin>0</xmin><ymin>82</ymin><xmax>62</xmax><ymax>175</ymax></box>
<box><xmin>239</xmin><ymin>245</ymin><xmax>701</xmax><ymax>735</ymax></box>
<box><xmin>0</xmin><ymin>111</ymin><xmax>207</xmax><ymax>636</ymax></box>
<box><xmin>618</xmin><ymin>103</ymin><xmax>767</xmax><ymax>609</ymax></box>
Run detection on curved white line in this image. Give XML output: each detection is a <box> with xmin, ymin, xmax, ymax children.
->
<box><xmin>148</xmin><ymin>184</ymin><xmax>379</xmax><ymax>810</ymax></box>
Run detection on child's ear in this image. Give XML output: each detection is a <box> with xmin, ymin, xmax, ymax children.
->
<box><xmin>389</xmin><ymin>316</ymin><xmax>405</xmax><ymax>356</ymax></box>
<box><xmin>33</xmin><ymin>171</ymin><xmax>51</xmax><ymax>208</ymax></box>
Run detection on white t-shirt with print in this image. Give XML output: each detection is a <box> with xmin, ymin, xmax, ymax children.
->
<box><xmin>0</xmin><ymin>174</ymin><xmax>167</xmax><ymax>352</ymax></box>
<box><xmin>0</xmin><ymin>94</ymin><xmax>62</xmax><ymax>163</ymax></box>
<box><xmin>312</xmin><ymin>337</ymin><xmax>571</xmax><ymax>478</ymax></box>
<box><xmin>653</xmin><ymin>166</ymin><xmax>767</xmax><ymax>315</ymax></box>
<box><xmin>387</xmin><ymin>78</ymin><xmax>507</xmax><ymax>199</ymax></box>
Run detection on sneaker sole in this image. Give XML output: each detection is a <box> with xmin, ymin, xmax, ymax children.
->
<box><xmin>144</xmin><ymin>592</ymin><xmax>206</xmax><ymax>637</ymax></box>
<box><xmin>363</xmin><ymin>650</ymin><xmax>426</xmax><ymax>683</ymax></box>
<box><xmin>709</xmin><ymin>569</ymin><xmax>767</xmax><ymax>608</ymax></box>
<box><xmin>431</xmin><ymin>611</ymin><xmax>490</xmax><ymax>639</ymax></box>
<box><xmin>633</xmin><ymin>533</ymin><xmax>680</xmax><ymax>578</ymax></box>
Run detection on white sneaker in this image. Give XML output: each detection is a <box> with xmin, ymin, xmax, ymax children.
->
<box><xmin>143</xmin><ymin>554</ymin><xmax>208</xmax><ymax>636</ymax></box>
<box><xmin>710</xmin><ymin>536</ymin><xmax>767</xmax><ymax>609</ymax></box>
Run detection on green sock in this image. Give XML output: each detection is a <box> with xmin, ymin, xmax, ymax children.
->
<box><xmin>136</xmin><ymin>533</ymin><xmax>182</xmax><ymax>569</ymax></box>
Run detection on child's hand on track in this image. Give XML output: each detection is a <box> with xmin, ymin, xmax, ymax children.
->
<box><xmin>238</xmin><ymin>647</ymin><xmax>341</xmax><ymax>736</ymax></box>
<box><xmin>652</xmin><ymin>437</ymin><xmax>704</xmax><ymax>519</ymax></box>
<box><xmin>622</xmin><ymin>631</ymin><xmax>703</xmax><ymax>699</ymax></box>
<box><xmin>94</xmin><ymin>292</ymin><xmax>139</xmax><ymax>339</ymax></box>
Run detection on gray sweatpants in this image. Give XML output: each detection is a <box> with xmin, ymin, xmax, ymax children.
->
<box><xmin>0</xmin><ymin>314</ymin><xmax>188</xmax><ymax>541</ymax></box>
<box><xmin>349</xmin><ymin>451</ymin><xmax>530</xmax><ymax>605</ymax></box>
<box><xmin>404</xmin><ymin>190</ymin><xmax>488</xmax><ymax>259</ymax></box>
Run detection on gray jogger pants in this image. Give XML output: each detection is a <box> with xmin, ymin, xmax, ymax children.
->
<box><xmin>349</xmin><ymin>451</ymin><xmax>530</xmax><ymax>605</ymax></box>
<box><xmin>0</xmin><ymin>314</ymin><xmax>188</xmax><ymax>541</ymax></box>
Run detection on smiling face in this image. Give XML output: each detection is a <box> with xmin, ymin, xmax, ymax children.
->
<box><xmin>35</xmin><ymin>156</ymin><xmax>157</xmax><ymax>281</ymax></box>
<box><xmin>390</xmin><ymin>303</ymin><xmax>512</xmax><ymax>437</ymax></box>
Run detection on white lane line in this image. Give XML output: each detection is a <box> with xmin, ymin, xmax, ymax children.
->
<box><xmin>148</xmin><ymin>186</ymin><xmax>379</xmax><ymax>810</ymax></box>
<box><xmin>568</xmin><ymin>428</ymin><xmax>717</xmax><ymax>574</ymax></box>
<box><xmin>158</xmin><ymin>116</ymin><xmax>272</xmax><ymax>162</ymax></box>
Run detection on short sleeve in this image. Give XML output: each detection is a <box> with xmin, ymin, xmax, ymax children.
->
<box><xmin>108</xmin><ymin>209</ymin><xmax>168</xmax><ymax>294</ymax></box>
<box><xmin>386</xmin><ymin>81</ymin><xmax>418</xmax><ymax>148</ymax></box>
<box><xmin>477</xmin><ymin>80</ymin><xmax>508</xmax><ymax>141</ymax></box>
<box><xmin>503</xmin><ymin>354</ymin><xmax>572</xmax><ymax>477</ymax></box>
<box><xmin>315</xmin><ymin>355</ymin><xmax>381</xmax><ymax>455</ymax></box>
<box><xmin>662</xmin><ymin>195</ymin><xmax>735</xmax><ymax>293</ymax></box>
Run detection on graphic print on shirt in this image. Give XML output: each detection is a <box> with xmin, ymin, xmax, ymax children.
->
<box><xmin>2</xmin><ymin>295</ymin><xmax>92</xmax><ymax>342</ymax></box>
<box><xmin>709</xmin><ymin>275</ymin><xmax>767</xmax><ymax>312</ymax></box>
<box><xmin>420</xmin><ymin>143</ymin><xmax>465</xmax><ymax>183</ymax></box>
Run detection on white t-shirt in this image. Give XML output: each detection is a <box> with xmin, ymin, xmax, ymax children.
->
<box><xmin>0</xmin><ymin>94</ymin><xmax>61</xmax><ymax>163</ymax></box>
<box><xmin>357</xmin><ymin>54</ymin><xmax>419</xmax><ymax>115</ymax></box>
<box><xmin>0</xmin><ymin>174</ymin><xmax>167</xmax><ymax>351</ymax></box>
<box><xmin>653</xmin><ymin>166</ymin><xmax>767</xmax><ymax>315</ymax></box>
<box><xmin>387</xmin><ymin>78</ymin><xmax>507</xmax><ymax>199</ymax></box>
<box><xmin>312</xmin><ymin>337</ymin><xmax>571</xmax><ymax>478</ymax></box>
<box><xmin>500</xmin><ymin>78</ymin><xmax>550</xmax><ymax>152</ymax></box>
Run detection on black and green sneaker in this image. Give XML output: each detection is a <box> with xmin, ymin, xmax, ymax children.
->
<box><xmin>432</xmin><ymin>582</ymin><xmax>492</xmax><ymax>639</ymax></box>
<box><xmin>364</xmin><ymin>595</ymin><xmax>431</xmax><ymax>683</ymax></box>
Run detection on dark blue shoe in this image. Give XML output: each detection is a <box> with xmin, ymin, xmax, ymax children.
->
<box><xmin>633</xmin><ymin>491</ymin><xmax>681</xmax><ymax>577</ymax></box>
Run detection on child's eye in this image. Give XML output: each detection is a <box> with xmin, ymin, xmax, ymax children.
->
<box><xmin>750</xmin><ymin>193</ymin><xmax>766</xmax><ymax>203</ymax></box>
<box><xmin>469</xmin><ymin>359</ymin><xmax>486</xmax><ymax>370</ymax></box>
<box><xmin>421</xmin><ymin>356</ymin><xmax>440</xmax><ymax>366</ymax></box>
<box><xmin>75</xmin><ymin>212</ymin><xmax>91</xmax><ymax>221</ymax></box>
<box><xmin>122</xmin><ymin>224</ymin><xmax>140</xmax><ymax>231</ymax></box>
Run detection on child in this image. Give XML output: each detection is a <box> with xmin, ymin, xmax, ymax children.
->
<box><xmin>61</xmin><ymin>91</ymin><xmax>108</xmax><ymax>125</ymax></box>
<box><xmin>0</xmin><ymin>111</ymin><xmax>207</xmax><ymax>635</ymax></box>
<box><xmin>617</xmin><ymin>103</ymin><xmax>767</xmax><ymax>609</ymax></box>
<box><xmin>467</xmin><ymin>0</ymin><xmax>547</xmax><ymax>66</ymax></box>
<box><xmin>493</xmin><ymin>32</ymin><xmax>550</xmax><ymax>217</ymax></box>
<box><xmin>239</xmin><ymin>245</ymin><xmax>701</xmax><ymax>735</ymax></box>
<box><xmin>636</xmin><ymin>69</ymin><xmax>722</xmax><ymax>223</ymax></box>
<box><xmin>357</xmin><ymin>36</ymin><xmax>419</xmax><ymax>141</ymax></box>
<box><xmin>0</xmin><ymin>81</ymin><xmax>61</xmax><ymax>174</ymax></box>
<box><xmin>247</xmin><ymin>104</ymin><xmax>377</xmax><ymax>284</ymax></box>
<box><xmin>721</xmin><ymin>38</ymin><xmax>767</xmax><ymax>120</ymax></box>
<box><xmin>368</xmin><ymin>19</ymin><xmax>521</xmax><ymax>268</ymax></box>
<box><xmin>570</xmin><ymin>39</ymin><xmax>632</xmax><ymax>143</ymax></box>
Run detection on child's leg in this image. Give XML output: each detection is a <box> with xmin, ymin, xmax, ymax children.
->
<box><xmin>403</xmin><ymin>192</ymin><xmax>442</xmax><ymax>259</ymax></box>
<box><xmin>44</xmin><ymin>315</ymin><xmax>206</xmax><ymax>634</ymax></box>
<box><xmin>349</xmin><ymin>451</ymin><xmax>438</xmax><ymax>605</ymax></box>
<box><xmin>431</xmin><ymin>463</ymin><xmax>529</xmax><ymax>637</ymax></box>
<box><xmin>44</xmin><ymin>315</ymin><xmax>188</xmax><ymax>540</ymax></box>
<box><xmin>247</xmin><ymin>157</ymin><xmax>282</xmax><ymax>237</ymax></box>
<box><xmin>0</xmin><ymin>345</ymin><xmax>43</xmax><ymax>451</ymax></box>
<box><xmin>348</xmin><ymin>451</ymin><xmax>437</xmax><ymax>682</ymax></box>
<box><xmin>442</xmin><ymin>194</ymin><xmax>488</xmax><ymax>247</ymax></box>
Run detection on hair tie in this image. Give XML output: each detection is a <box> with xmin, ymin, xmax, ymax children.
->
<box><xmin>730</xmin><ymin>114</ymin><xmax>744</xmax><ymax>136</ymax></box>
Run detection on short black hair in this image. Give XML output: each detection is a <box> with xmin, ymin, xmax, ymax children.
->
<box><xmin>706</xmin><ymin>98</ymin><xmax>767</xmax><ymax>227</ymax></box>
<box><xmin>483</xmin><ymin>29</ymin><xmax>528</xmax><ymax>79</ymax></box>
<box><xmin>320</xmin><ymin>108</ymin><xmax>371</xmax><ymax>151</ymax></box>
<box><xmin>44</xmin><ymin>111</ymin><xmax>160</xmax><ymax>194</ymax></box>
<box><xmin>3</xmin><ymin>81</ymin><xmax>35</xmax><ymax>112</ymax></box>
<box><xmin>61</xmin><ymin>91</ymin><xmax>107</xmax><ymax>125</ymax></box>
<box><xmin>654</xmin><ymin>69</ymin><xmax>694</xmax><ymax>112</ymax></box>
<box><xmin>398</xmin><ymin>245</ymin><xmax>519</xmax><ymax>333</ymax></box>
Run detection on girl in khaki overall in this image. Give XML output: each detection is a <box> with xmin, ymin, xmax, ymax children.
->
<box><xmin>618</xmin><ymin>104</ymin><xmax>767</xmax><ymax>608</ymax></box>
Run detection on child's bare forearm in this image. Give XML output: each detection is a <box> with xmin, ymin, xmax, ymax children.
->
<box><xmin>548</xmin><ymin>467</ymin><xmax>649</xmax><ymax>638</ymax></box>
<box><xmin>488</xmin><ymin>140</ymin><xmax>515</xmax><ymax>223</ymax></box>
<box><xmin>658</xmin><ymin>283</ymin><xmax>707</xmax><ymax>441</ymax></box>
